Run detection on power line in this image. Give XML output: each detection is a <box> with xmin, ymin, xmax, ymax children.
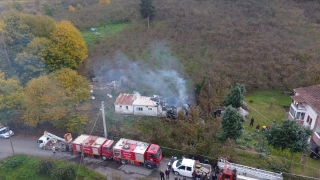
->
<box><xmin>76</xmin><ymin>108</ymin><xmax>101</xmax><ymax>180</ymax></box>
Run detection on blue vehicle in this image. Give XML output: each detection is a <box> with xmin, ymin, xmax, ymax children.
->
<box><xmin>0</xmin><ymin>125</ymin><xmax>14</xmax><ymax>138</ymax></box>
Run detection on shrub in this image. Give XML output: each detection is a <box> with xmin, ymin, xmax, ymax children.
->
<box><xmin>38</xmin><ymin>158</ymin><xmax>56</xmax><ymax>175</ymax></box>
<box><xmin>76</xmin><ymin>4</ymin><xmax>82</xmax><ymax>10</ymax></box>
<box><xmin>11</xmin><ymin>2</ymin><xmax>24</xmax><ymax>11</ymax></box>
<box><xmin>51</xmin><ymin>164</ymin><xmax>76</xmax><ymax>180</ymax></box>
<box><xmin>0</xmin><ymin>155</ymin><xmax>27</xmax><ymax>171</ymax></box>
<box><xmin>69</xmin><ymin>5</ymin><xmax>75</xmax><ymax>12</ymax></box>
<box><xmin>42</xmin><ymin>3</ymin><xmax>55</xmax><ymax>16</ymax></box>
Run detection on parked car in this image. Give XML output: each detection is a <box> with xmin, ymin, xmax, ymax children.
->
<box><xmin>0</xmin><ymin>125</ymin><xmax>14</xmax><ymax>138</ymax></box>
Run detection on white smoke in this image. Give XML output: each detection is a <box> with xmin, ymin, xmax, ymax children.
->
<box><xmin>94</xmin><ymin>42</ymin><xmax>193</xmax><ymax>105</ymax></box>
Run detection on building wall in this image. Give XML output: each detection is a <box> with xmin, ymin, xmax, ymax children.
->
<box><xmin>133</xmin><ymin>105</ymin><xmax>159</xmax><ymax>116</ymax></box>
<box><xmin>115</xmin><ymin>105</ymin><xmax>134</xmax><ymax>114</ymax></box>
<box><xmin>304</xmin><ymin>104</ymin><xmax>318</xmax><ymax>130</ymax></box>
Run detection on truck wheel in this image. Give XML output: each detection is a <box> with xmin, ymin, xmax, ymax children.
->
<box><xmin>102</xmin><ymin>156</ymin><xmax>107</xmax><ymax>161</ymax></box>
<box><xmin>174</xmin><ymin>171</ymin><xmax>179</xmax><ymax>175</ymax></box>
<box><xmin>146</xmin><ymin>163</ymin><xmax>154</xmax><ymax>169</ymax></box>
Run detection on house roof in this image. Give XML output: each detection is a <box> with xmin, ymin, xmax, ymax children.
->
<box><xmin>114</xmin><ymin>93</ymin><xmax>136</xmax><ymax>105</ymax></box>
<box><xmin>114</xmin><ymin>93</ymin><xmax>158</xmax><ymax>106</ymax></box>
<box><xmin>293</xmin><ymin>84</ymin><xmax>320</xmax><ymax>114</ymax></box>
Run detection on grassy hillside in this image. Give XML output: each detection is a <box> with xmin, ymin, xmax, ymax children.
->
<box><xmin>52</xmin><ymin>0</ymin><xmax>320</xmax><ymax>95</ymax></box>
<box><xmin>0</xmin><ymin>154</ymin><xmax>105</xmax><ymax>180</ymax></box>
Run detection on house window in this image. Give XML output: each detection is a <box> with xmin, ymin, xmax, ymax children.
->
<box><xmin>295</xmin><ymin>112</ymin><xmax>305</xmax><ymax>120</ymax></box>
<box><xmin>137</xmin><ymin>107</ymin><xmax>143</xmax><ymax>111</ymax></box>
<box><xmin>289</xmin><ymin>106</ymin><xmax>296</xmax><ymax>118</ymax></box>
<box><xmin>126</xmin><ymin>106</ymin><xmax>128</xmax><ymax>110</ymax></box>
<box><xmin>307</xmin><ymin>116</ymin><xmax>313</xmax><ymax>125</ymax></box>
<box><xmin>148</xmin><ymin>108</ymin><xmax>152</xmax><ymax>110</ymax></box>
<box><xmin>119</xmin><ymin>105</ymin><xmax>122</xmax><ymax>108</ymax></box>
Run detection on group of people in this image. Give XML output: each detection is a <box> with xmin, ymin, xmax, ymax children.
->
<box><xmin>192</xmin><ymin>169</ymin><xmax>209</xmax><ymax>180</ymax></box>
<box><xmin>159</xmin><ymin>169</ymin><xmax>187</xmax><ymax>180</ymax></box>
<box><xmin>250</xmin><ymin>117</ymin><xmax>276</xmax><ymax>132</ymax></box>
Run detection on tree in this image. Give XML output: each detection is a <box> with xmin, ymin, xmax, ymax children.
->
<box><xmin>265</xmin><ymin>119</ymin><xmax>312</xmax><ymax>170</ymax></box>
<box><xmin>44</xmin><ymin>20</ymin><xmax>88</xmax><ymax>72</ymax></box>
<box><xmin>76</xmin><ymin>4</ymin><xmax>82</xmax><ymax>11</ymax></box>
<box><xmin>0</xmin><ymin>72</ymin><xmax>25</xmax><ymax>125</ymax></box>
<box><xmin>11</xmin><ymin>2</ymin><xmax>25</xmax><ymax>12</ymax></box>
<box><xmin>218</xmin><ymin>106</ymin><xmax>245</xmax><ymax>143</ymax></box>
<box><xmin>15</xmin><ymin>37</ymin><xmax>51</xmax><ymax>84</ymax></box>
<box><xmin>139</xmin><ymin>0</ymin><xmax>156</xmax><ymax>28</ymax></box>
<box><xmin>68</xmin><ymin>5</ymin><xmax>75</xmax><ymax>12</ymax></box>
<box><xmin>223</xmin><ymin>83</ymin><xmax>246</xmax><ymax>108</ymax></box>
<box><xmin>23</xmin><ymin>68</ymin><xmax>90</xmax><ymax>127</ymax></box>
<box><xmin>42</xmin><ymin>3</ymin><xmax>55</xmax><ymax>17</ymax></box>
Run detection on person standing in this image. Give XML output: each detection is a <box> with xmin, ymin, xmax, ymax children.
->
<box><xmin>256</xmin><ymin>124</ymin><xmax>260</xmax><ymax>132</ymax></box>
<box><xmin>250</xmin><ymin>117</ymin><xmax>254</xmax><ymax>126</ymax></box>
<box><xmin>160</xmin><ymin>170</ymin><xmax>165</xmax><ymax>180</ymax></box>
<box><xmin>165</xmin><ymin>168</ymin><xmax>170</xmax><ymax>179</ymax></box>
<box><xmin>52</xmin><ymin>146</ymin><xmax>56</xmax><ymax>156</ymax></box>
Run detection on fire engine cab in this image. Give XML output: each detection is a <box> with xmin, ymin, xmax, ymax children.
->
<box><xmin>113</xmin><ymin>138</ymin><xmax>162</xmax><ymax>169</ymax></box>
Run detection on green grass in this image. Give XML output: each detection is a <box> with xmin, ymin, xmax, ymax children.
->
<box><xmin>237</xmin><ymin>89</ymin><xmax>320</xmax><ymax>179</ymax></box>
<box><xmin>81</xmin><ymin>21</ymin><xmax>131</xmax><ymax>43</ymax></box>
<box><xmin>244</xmin><ymin>89</ymin><xmax>292</xmax><ymax>133</ymax></box>
<box><xmin>0</xmin><ymin>154</ymin><xmax>105</xmax><ymax>180</ymax></box>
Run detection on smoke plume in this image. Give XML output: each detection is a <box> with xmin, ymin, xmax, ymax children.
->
<box><xmin>93</xmin><ymin>42</ymin><xmax>193</xmax><ymax>105</ymax></box>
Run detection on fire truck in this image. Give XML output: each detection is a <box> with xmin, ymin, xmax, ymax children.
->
<box><xmin>72</xmin><ymin>134</ymin><xmax>115</xmax><ymax>161</ymax></box>
<box><xmin>113</xmin><ymin>138</ymin><xmax>162</xmax><ymax>169</ymax></box>
<box><xmin>217</xmin><ymin>158</ymin><xmax>283</xmax><ymax>180</ymax></box>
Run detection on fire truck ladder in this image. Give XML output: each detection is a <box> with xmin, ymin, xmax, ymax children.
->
<box><xmin>218</xmin><ymin>159</ymin><xmax>283</xmax><ymax>180</ymax></box>
<box><xmin>44</xmin><ymin>131</ymin><xmax>68</xmax><ymax>143</ymax></box>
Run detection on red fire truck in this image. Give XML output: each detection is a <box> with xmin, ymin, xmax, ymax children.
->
<box><xmin>113</xmin><ymin>138</ymin><xmax>162</xmax><ymax>169</ymax></box>
<box><xmin>72</xmin><ymin>134</ymin><xmax>115</xmax><ymax>161</ymax></box>
<box><xmin>72</xmin><ymin>135</ymin><xmax>162</xmax><ymax>169</ymax></box>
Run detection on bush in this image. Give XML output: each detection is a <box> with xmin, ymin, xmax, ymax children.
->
<box><xmin>38</xmin><ymin>158</ymin><xmax>56</xmax><ymax>175</ymax></box>
<box><xmin>51</xmin><ymin>164</ymin><xmax>76</xmax><ymax>180</ymax></box>
<box><xmin>0</xmin><ymin>154</ymin><xmax>27</xmax><ymax>171</ymax></box>
<box><xmin>11</xmin><ymin>2</ymin><xmax>24</xmax><ymax>11</ymax></box>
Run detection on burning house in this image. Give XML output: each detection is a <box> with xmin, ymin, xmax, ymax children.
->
<box><xmin>114</xmin><ymin>93</ymin><xmax>189</xmax><ymax>118</ymax></box>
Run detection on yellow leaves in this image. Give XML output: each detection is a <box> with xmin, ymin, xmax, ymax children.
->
<box><xmin>23</xmin><ymin>69</ymin><xmax>90</xmax><ymax>127</ymax></box>
<box><xmin>0</xmin><ymin>72</ymin><xmax>25</xmax><ymax>110</ymax></box>
<box><xmin>99</xmin><ymin>0</ymin><xmax>110</xmax><ymax>5</ymax></box>
<box><xmin>47</xmin><ymin>20</ymin><xmax>88</xmax><ymax>71</ymax></box>
<box><xmin>0</xmin><ymin>20</ymin><xmax>5</xmax><ymax>33</ymax></box>
<box><xmin>68</xmin><ymin>5</ymin><xmax>75</xmax><ymax>12</ymax></box>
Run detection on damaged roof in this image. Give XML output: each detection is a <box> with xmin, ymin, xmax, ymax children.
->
<box><xmin>114</xmin><ymin>93</ymin><xmax>158</xmax><ymax>106</ymax></box>
<box><xmin>114</xmin><ymin>93</ymin><xmax>136</xmax><ymax>105</ymax></box>
<box><xmin>293</xmin><ymin>84</ymin><xmax>320</xmax><ymax>114</ymax></box>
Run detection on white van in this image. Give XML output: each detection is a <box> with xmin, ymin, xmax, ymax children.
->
<box><xmin>0</xmin><ymin>125</ymin><xmax>14</xmax><ymax>138</ymax></box>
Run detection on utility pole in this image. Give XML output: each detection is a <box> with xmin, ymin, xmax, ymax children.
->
<box><xmin>7</xmin><ymin>126</ymin><xmax>14</xmax><ymax>154</ymax></box>
<box><xmin>101</xmin><ymin>101</ymin><xmax>107</xmax><ymax>139</ymax></box>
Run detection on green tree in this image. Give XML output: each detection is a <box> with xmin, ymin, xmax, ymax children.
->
<box><xmin>23</xmin><ymin>68</ymin><xmax>90</xmax><ymax>127</ymax></box>
<box><xmin>218</xmin><ymin>105</ymin><xmax>245</xmax><ymax>143</ymax></box>
<box><xmin>0</xmin><ymin>72</ymin><xmax>25</xmax><ymax>125</ymax></box>
<box><xmin>223</xmin><ymin>83</ymin><xmax>246</xmax><ymax>108</ymax></box>
<box><xmin>265</xmin><ymin>119</ymin><xmax>312</xmax><ymax>170</ymax></box>
<box><xmin>0</xmin><ymin>11</ymin><xmax>55</xmax><ymax>76</ymax></box>
<box><xmin>15</xmin><ymin>37</ymin><xmax>51</xmax><ymax>84</ymax></box>
<box><xmin>44</xmin><ymin>20</ymin><xmax>88</xmax><ymax>72</ymax></box>
<box><xmin>11</xmin><ymin>2</ymin><xmax>25</xmax><ymax>12</ymax></box>
<box><xmin>42</xmin><ymin>3</ymin><xmax>55</xmax><ymax>17</ymax></box>
<box><xmin>139</xmin><ymin>0</ymin><xmax>156</xmax><ymax>28</ymax></box>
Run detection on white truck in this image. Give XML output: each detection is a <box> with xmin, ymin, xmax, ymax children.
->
<box><xmin>172</xmin><ymin>158</ymin><xmax>211</xmax><ymax>178</ymax></box>
<box><xmin>217</xmin><ymin>158</ymin><xmax>283</xmax><ymax>180</ymax></box>
<box><xmin>0</xmin><ymin>124</ymin><xmax>14</xmax><ymax>138</ymax></box>
<box><xmin>37</xmin><ymin>131</ymin><xmax>72</xmax><ymax>151</ymax></box>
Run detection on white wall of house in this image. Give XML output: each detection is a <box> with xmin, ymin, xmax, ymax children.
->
<box><xmin>115</xmin><ymin>105</ymin><xmax>134</xmax><ymax>114</ymax></box>
<box><xmin>303</xmin><ymin>104</ymin><xmax>318</xmax><ymax>130</ymax></box>
<box><xmin>133</xmin><ymin>105</ymin><xmax>159</xmax><ymax>116</ymax></box>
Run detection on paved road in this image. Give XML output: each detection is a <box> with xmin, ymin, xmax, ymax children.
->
<box><xmin>0</xmin><ymin>136</ymin><xmax>196</xmax><ymax>180</ymax></box>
